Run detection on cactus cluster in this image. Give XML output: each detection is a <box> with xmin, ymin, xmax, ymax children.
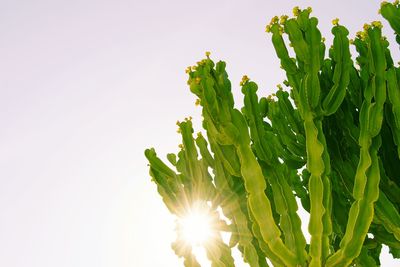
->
<box><xmin>145</xmin><ymin>2</ymin><xmax>400</xmax><ymax>266</ymax></box>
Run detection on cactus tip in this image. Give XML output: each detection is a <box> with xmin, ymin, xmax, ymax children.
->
<box><xmin>279</xmin><ymin>15</ymin><xmax>288</xmax><ymax>25</ymax></box>
<box><xmin>371</xmin><ymin>21</ymin><xmax>383</xmax><ymax>29</ymax></box>
<box><xmin>356</xmin><ymin>30</ymin><xmax>367</xmax><ymax>40</ymax></box>
<box><xmin>240</xmin><ymin>75</ymin><xmax>250</xmax><ymax>86</ymax></box>
<box><xmin>271</xmin><ymin>16</ymin><xmax>279</xmax><ymax>24</ymax></box>
<box><xmin>293</xmin><ymin>6</ymin><xmax>300</xmax><ymax>16</ymax></box>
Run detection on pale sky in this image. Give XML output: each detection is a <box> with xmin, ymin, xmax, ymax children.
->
<box><xmin>0</xmin><ymin>0</ymin><xmax>398</xmax><ymax>266</ymax></box>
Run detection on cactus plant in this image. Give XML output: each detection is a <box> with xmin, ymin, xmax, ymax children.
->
<box><xmin>145</xmin><ymin>2</ymin><xmax>400</xmax><ymax>266</ymax></box>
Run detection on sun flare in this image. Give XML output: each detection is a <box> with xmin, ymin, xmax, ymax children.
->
<box><xmin>178</xmin><ymin>202</ymin><xmax>214</xmax><ymax>247</ymax></box>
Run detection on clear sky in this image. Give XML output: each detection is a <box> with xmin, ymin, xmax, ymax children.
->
<box><xmin>0</xmin><ymin>0</ymin><xmax>398</xmax><ymax>266</ymax></box>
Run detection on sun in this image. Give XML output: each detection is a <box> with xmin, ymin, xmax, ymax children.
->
<box><xmin>178</xmin><ymin>202</ymin><xmax>214</xmax><ymax>247</ymax></box>
<box><xmin>181</xmin><ymin>211</ymin><xmax>211</xmax><ymax>246</ymax></box>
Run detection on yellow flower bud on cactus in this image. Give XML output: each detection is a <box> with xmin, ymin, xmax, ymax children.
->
<box><xmin>371</xmin><ymin>21</ymin><xmax>382</xmax><ymax>29</ymax></box>
<box><xmin>240</xmin><ymin>75</ymin><xmax>249</xmax><ymax>86</ymax></box>
<box><xmin>280</xmin><ymin>15</ymin><xmax>288</xmax><ymax>24</ymax></box>
<box><xmin>293</xmin><ymin>6</ymin><xmax>300</xmax><ymax>16</ymax></box>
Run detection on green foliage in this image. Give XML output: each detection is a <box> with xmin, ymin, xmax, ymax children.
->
<box><xmin>146</xmin><ymin>2</ymin><xmax>400</xmax><ymax>266</ymax></box>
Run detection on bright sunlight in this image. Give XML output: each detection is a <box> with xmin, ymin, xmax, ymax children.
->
<box><xmin>181</xmin><ymin>210</ymin><xmax>212</xmax><ymax>246</ymax></box>
<box><xmin>178</xmin><ymin>201</ymin><xmax>215</xmax><ymax>247</ymax></box>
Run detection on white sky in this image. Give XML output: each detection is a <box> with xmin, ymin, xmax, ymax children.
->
<box><xmin>0</xmin><ymin>0</ymin><xmax>398</xmax><ymax>266</ymax></box>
